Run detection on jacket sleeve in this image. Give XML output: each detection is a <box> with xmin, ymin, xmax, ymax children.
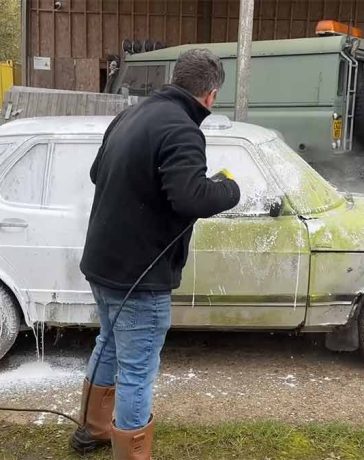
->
<box><xmin>158</xmin><ymin>123</ymin><xmax>240</xmax><ymax>218</ymax></box>
<box><xmin>90</xmin><ymin>111</ymin><xmax>126</xmax><ymax>184</ymax></box>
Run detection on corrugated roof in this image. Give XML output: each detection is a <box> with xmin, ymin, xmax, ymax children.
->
<box><xmin>125</xmin><ymin>36</ymin><xmax>352</xmax><ymax>62</ymax></box>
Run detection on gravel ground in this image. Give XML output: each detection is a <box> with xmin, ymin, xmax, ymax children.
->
<box><xmin>311</xmin><ymin>152</ymin><xmax>364</xmax><ymax>194</ymax></box>
<box><xmin>0</xmin><ymin>329</ymin><xmax>364</xmax><ymax>427</ymax></box>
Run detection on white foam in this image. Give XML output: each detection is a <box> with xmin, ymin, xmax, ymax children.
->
<box><xmin>0</xmin><ymin>360</ymin><xmax>84</xmax><ymax>391</ymax></box>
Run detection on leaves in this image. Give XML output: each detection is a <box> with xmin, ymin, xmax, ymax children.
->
<box><xmin>0</xmin><ymin>0</ymin><xmax>21</xmax><ymax>61</ymax></box>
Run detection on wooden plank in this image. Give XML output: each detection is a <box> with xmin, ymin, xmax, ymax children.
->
<box><xmin>55</xmin><ymin>12</ymin><xmax>71</xmax><ymax>57</ymax></box>
<box><xmin>71</xmin><ymin>0</ymin><xmax>84</xmax><ymax>12</ymax></box>
<box><xmin>291</xmin><ymin>20</ymin><xmax>307</xmax><ymax>39</ymax></box>
<box><xmin>30</xmin><ymin>11</ymin><xmax>39</xmax><ymax>56</ymax></box>
<box><xmin>150</xmin><ymin>15</ymin><xmax>165</xmax><ymax>42</ymax></box>
<box><xmin>120</xmin><ymin>14</ymin><xmax>132</xmax><ymax>41</ymax></box>
<box><xmin>197</xmin><ymin>0</ymin><xmax>212</xmax><ymax>43</ymax></box>
<box><xmin>87</xmin><ymin>0</ymin><xmax>99</xmax><ymax>12</ymax></box>
<box><xmin>0</xmin><ymin>87</ymin><xmax>129</xmax><ymax>123</ymax></box>
<box><xmin>211</xmin><ymin>17</ymin><xmax>228</xmax><ymax>42</ymax></box>
<box><xmin>150</xmin><ymin>0</ymin><xmax>165</xmax><ymax>14</ymax></box>
<box><xmin>134</xmin><ymin>15</ymin><xmax>148</xmax><ymax>40</ymax></box>
<box><xmin>87</xmin><ymin>13</ymin><xmax>102</xmax><ymax>58</ymax></box>
<box><xmin>39</xmin><ymin>11</ymin><xmax>54</xmax><ymax>56</ymax></box>
<box><xmin>31</xmin><ymin>65</ymin><xmax>54</xmax><ymax>89</ymax></box>
<box><xmin>212</xmin><ymin>0</ymin><xmax>228</xmax><ymax>18</ymax></box>
<box><xmin>103</xmin><ymin>13</ymin><xmax>118</xmax><ymax>56</ymax></box>
<box><xmin>72</xmin><ymin>13</ymin><xmax>87</xmax><ymax>58</ymax></box>
<box><xmin>75</xmin><ymin>59</ymin><xmax>100</xmax><ymax>92</ymax></box>
<box><xmin>227</xmin><ymin>17</ymin><xmax>238</xmax><ymax>41</ymax></box>
<box><xmin>165</xmin><ymin>15</ymin><xmax>180</xmax><ymax>45</ymax></box>
<box><xmin>39</xmin><ymin>0</ymin><xmax>53</xmax><ymax>8</ymax></box>
<box><xmin>181</xmin><ymin>16</ymin><xmax>198</xmax><ymax>43</ymax></box>
<box><xmin>55</xmin><ymin>58</ymin><xmax>76</xmax><ymax>90</ymax></box>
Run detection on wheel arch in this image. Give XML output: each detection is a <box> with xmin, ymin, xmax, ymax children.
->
<box><xmin>0</xmin><ymin>271</ymin><xmax>33</xmax><ymax>327</ymax></box>
<box><xmin>325</xmin><ymin>291</ymin><xmax>364</xmax><ymax>352</ymax></box>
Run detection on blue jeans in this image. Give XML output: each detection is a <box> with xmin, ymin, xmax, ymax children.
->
<box><xmin>86</xmin><ymin>282</ymin><xmax>171</xmax><ymax>430</ymax></box>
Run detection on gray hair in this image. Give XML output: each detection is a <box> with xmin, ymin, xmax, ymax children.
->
<box><xmin>171</xmin><ymin>49</ymin><xmax>225</xmax><ymax>97</ymax></box>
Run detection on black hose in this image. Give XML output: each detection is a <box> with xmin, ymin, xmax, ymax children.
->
<box><xmin>84</xmin><ymin>221</ymin><xmax>194</xmax><ymax>423</ymax></box>
<box><xmin>0</xmin><ymin>406</ymin><xmax>81</xmax><ymax>426</ymax></box>
<box><xmin>0</xmin><ymin>221</ymin><xmax>194</xmax><ymax>427</ymax></box>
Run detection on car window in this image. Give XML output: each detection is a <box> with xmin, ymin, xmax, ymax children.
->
<box><xmin>0</xmin><ymin>143</ymin><xmax>47</xmax><ymax>206</ymax></box>
<box><xmin>206</xmin><ymin>144</ymin><xmax>270</xmax><ymax>216</ymax></box>
<box><xmin>47</xmin><ymin>142</ymin><xmax>100</xmax><ymax>208</ymax></box>
<box><xmin>259</xmin><ymin>138</ymin><xmax>345</xmax><ymax>214</ymax></box>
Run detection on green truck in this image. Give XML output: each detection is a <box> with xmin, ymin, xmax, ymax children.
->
<box><xmin>106</xmin><ymin>30</ymin><xmax>364</xmax><ymax>165</ymax></box>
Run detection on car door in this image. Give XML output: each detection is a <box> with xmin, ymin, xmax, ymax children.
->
<box><xmin>0</xmin><ymin>135</ymin><xmax>101</xmax><ymax>324</ymax></box>
<box><xmin>173</xmin><ymin>137</ymin><xmax>310</xmax><ymax>329</ymax></box>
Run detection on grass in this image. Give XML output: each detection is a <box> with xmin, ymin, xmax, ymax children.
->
<box><xmin>1</xmin><ymin>420</ymin><xmax>364</xmax><ymax>459</ymax></box>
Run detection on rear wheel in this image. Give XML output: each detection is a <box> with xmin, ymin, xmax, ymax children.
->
<box><xmin>0</xmin><ymin>286</ymin><xmax>20</xmax><ymax>360</ymax></box>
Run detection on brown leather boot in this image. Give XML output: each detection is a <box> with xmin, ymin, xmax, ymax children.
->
<box><xmin>70</xmin><ymin>378</ymin><xmax>115</xmax><ymax>455</ymax></box>
<box><xmin>111</xmin><ymin>415</ymin><xmax>154</xmax><ymax>460</ymax></box>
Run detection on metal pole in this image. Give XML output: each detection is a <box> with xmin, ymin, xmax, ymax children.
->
<box><xmin>234</xmin><ymin>0</ymin><xmax>255</xmax><ymax>122</ymax></box>
<box><xmin>21</xmin><ymin>0</ymin><xmax>28</xmax><ymax>86</ymax></box>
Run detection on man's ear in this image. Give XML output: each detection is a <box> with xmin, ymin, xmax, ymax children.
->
<box><xmin>206</xmin><ymin>89</ymin><xmax>218</xmax><ymax>109</ymax></box>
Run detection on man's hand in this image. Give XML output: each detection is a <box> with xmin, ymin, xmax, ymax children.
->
<box><xmin>210</xmin><ymin>169</ymin><xmax>235</xmax><ymax>182</ymax></box>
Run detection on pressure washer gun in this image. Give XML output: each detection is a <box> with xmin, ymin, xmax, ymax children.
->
<box><xmin>210</xmin><ymin>169</ymin><xmax>235</xmax><ymax>182</ymax></box>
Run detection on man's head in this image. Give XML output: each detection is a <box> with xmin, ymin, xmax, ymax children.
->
<box><xmin>171</xmin><ymin>49</ymin><xmax>225</xmax><ymax>110</ymax></box>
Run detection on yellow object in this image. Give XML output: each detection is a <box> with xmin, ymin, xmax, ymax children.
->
<box><xmin>0</xmin><ymin>60</ymin><xmax>20</xmax><ymax>108</ymax></box>
<box><xmin>332</xmin><ymin>119</ymin><xmax>343</xmax><ymax>141</ymax></box>
<box><xmin>220</xmin><ymin>168</ymin><xmax>235</xmax><ymax>180</ymax></box>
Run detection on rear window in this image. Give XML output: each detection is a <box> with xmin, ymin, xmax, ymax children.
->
<box><xmin>259</xmin><ymin>138</ymin><xmax>344</xmax><ymax>214</ymax></box>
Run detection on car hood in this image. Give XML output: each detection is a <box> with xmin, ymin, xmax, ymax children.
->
<box><xmin>304</xmin><ymin>195</ymin><xmax>364</xmax><ymax>251</ymax></box>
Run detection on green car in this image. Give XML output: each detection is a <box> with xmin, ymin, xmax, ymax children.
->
<box><xmin>0</xmin><ymin>115</ymin><xmax>363</xmax><ymax>359</ymax></box>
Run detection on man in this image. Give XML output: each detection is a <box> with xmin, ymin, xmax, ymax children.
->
<box><xmin>71</xmin><ymin>49</ymin><xmax>240</xmax><ymax>459</ymax></box>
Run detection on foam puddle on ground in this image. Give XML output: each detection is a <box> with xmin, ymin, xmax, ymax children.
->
<box><xmin>0</xmin><ymin>360</ymin><xmax>84</xmax><ymax>392</ymax></box>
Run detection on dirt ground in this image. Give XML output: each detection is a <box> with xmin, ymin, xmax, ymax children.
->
<box><xmin>0</xmin><ymin>329</ymin><xmax>364</xmax><ymax>428</ymax></box>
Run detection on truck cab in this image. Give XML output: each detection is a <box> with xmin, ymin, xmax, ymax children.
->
<box><xmin>107</xmin><ymin>21</ymin><xmax>364</xmax><ymax>165</ymax></box>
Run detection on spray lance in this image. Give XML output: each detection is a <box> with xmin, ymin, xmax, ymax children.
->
<box><xmin>0</xmin><ymin>168</ymin><xmax>234</xmax><ymax>427</ymax></box>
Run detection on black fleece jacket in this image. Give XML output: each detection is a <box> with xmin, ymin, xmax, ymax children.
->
<box><xmin>80</xmin><ymin>85</ymin><xmax>240</xmax><ymax>291</ymax></box>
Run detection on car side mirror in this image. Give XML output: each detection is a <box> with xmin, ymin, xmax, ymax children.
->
<box><xmin>269</xmin><ymin>197</ymin><xmax>283</xmax><ymax>218</ymax></box>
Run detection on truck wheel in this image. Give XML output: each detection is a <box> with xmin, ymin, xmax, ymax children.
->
<box><xmin>358</xmin><ymin>306</ymin><xmax>364</xmax><ymax>358</ymax></box>
<box><xmin>0</xmin><ymin>286</ymin><xmax>20</xmax><ymax>360</ymax></box>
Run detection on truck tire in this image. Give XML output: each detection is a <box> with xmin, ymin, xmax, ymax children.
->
<box><xmin>0</xmin><ymin>286</ymin><xmax>20</xmax><ymax>360</ymax></box>
<box><xmin>358</xmin><ymin>305</ymin><xmax>364</xmax><ymax>358</ymax></box>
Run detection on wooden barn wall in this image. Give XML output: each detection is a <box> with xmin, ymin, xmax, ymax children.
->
<box><xmin>211</xmin><ymin>0</ymin><xmax>364</xmax><ymax>42</ymax></box>
<box><xmin>27</xmin><ymin>0</ymin><xmax>364</xmax><ymax>91</ymax></box>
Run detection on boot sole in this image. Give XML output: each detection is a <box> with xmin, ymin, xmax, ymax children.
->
<box><xmin>69</xmin><ymin>434</ymin><xmax>111</xmax><ymax>455</ymax></box>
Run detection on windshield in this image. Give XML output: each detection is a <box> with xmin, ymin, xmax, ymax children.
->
<box><xmin>258</xmin><ymin>138</ymin><xmax>345</xmax><ymax>215</ymax></box>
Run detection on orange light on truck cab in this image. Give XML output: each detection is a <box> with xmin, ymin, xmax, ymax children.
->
<box><xmin>316</xmin><ymin>20</ymin><xmax>363</xmax><ymax>38</ymax></box>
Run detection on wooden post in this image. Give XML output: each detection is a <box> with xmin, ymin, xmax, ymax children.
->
<box><xmin>234</xmin><ymin>0</ymin><xmax>255</xmax><ymax>122</ymax></box>
<box><xmin>21</xmin><ymin>0</ymin><xmax>28</xmax><ymax>86</ymax></box>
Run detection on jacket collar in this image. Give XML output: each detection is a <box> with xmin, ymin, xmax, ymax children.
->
<box><xmin>154</xmin><ymin>84</ymin><xmax>211</xmax><ymax>126</ymax></box>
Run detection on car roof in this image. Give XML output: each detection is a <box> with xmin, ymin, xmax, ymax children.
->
<box><xmin>0</xmin><ymin>115</ymin><xmax>277</xmax><ymax>145</ymax></box>
<box><xmin>0</xmin><ymin>116</ymin><xmax>115</xmax><ymax>137</ymax></box>
<box><xmin>125</xmin><ymin>36</ymin><xmax>351</xmax><ymax>62</ymax></box>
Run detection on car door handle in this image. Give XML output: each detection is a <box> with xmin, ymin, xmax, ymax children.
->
<box><xmin>0</xmin><ymin>219</ymin><xmax>28</xmax><ymax>228</ymax></box>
